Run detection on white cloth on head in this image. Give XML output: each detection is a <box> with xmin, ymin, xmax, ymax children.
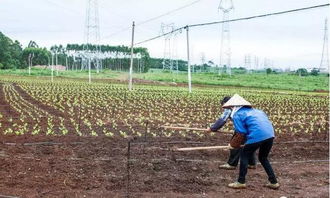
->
<box><xmin>230</xmin><ymin>106</ymin><xmax>243</xmax><ymax>118</ymax></box>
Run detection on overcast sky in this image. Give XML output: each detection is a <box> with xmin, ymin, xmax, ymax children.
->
<box><xmin>1</xmin><ymin>0</ymin><xmax>329</xmax><ymax>69</ymax></box>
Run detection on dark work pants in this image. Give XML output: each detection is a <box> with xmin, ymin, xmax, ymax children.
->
<box><xmin>227</xmin><ymin>148</ymin><xmax>256</xmax><ymax>167</ymax></box>
<box><xmin>238</xmin><ymin>137</ymin><xmax>277</xmax><ymax>184</ymax></box>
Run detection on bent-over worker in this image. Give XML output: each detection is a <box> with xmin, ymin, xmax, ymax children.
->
<box><xmin>209</xmin><ymin>94</ymin><xmax>279</xmax><ymax>189</ymax></box>
<box><xmin>206</xmin><ymin>96</ymin><xmax>256</xmax><ymax>170</ymax></box>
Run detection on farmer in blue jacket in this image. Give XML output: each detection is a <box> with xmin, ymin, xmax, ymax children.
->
<box><xmin>210</xmin><ymin>94</ymin><xmax>279</xmax><ymax>189</ymax></box>
<box><xmin>207</xmin><ymin>96</ymin><xmax>256</xmax><ymax>170</ymax></box>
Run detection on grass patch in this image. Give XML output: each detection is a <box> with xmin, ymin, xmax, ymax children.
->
<box><xmin>0</xmin><ymin>68</ymin><xmax>121</xmax><ymax>79</ymax></box>
<box><xmin>0</xmin><ymin>68</ymin><xmax>328</xmax><ymax>92</ymax></box>
<box><xmin>134</xmin><ymin>72</ymin><xmax>329</xmax><ymax>92</ymax></box>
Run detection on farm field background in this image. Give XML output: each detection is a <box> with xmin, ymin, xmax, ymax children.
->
<box><xmin>0</xmin><ymin>68</ymin><xmax>329</xmax><ymax>91</ymax></box>
<box><xmin>0</xmin><ymin>75</ymin><xmax>329</xmax><ymax>197</ymax></box>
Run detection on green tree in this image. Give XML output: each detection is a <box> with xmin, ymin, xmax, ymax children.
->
<box><xmin>266</xmin><ymin>68</ymin><xmax>272</xmax><ymax>75</ymax></box>
<box><xmin>66</xmin><ymin>43</ymin><xmax>151</xmax><ymax>72</ymax></box>
<box><xmin>0</xmin><ymin>32</ymin><xmax>23</xmax><ymax>69</ymax></box>
<box><xmin>22</xmin><ymin>47</ymin><xmax>51</xmax><ymax>67</ymax></box>
<box><xmin>296</xmin><ymin>68</ymin><xmax>308</xmax><ymax>76</ymax></box>
<box><xmin>310</xmin><ymin>68</ymin><xmax>319</xmax><ymax>76</ymax></box>
<box><xmin>28</xmin><ymin>40</ymin><xmax>39</xmax><ymax>48</ymax></box>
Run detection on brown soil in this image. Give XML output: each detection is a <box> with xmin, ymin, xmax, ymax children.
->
<box><xmin>0</xmin><ymin>133</ymin><xmax>328</xmax><ymax>198</ymax></box>
<box><xmin>0</xmin><ymin>82</ymin><xmax>328</xmax><ymax>198</ymax></box>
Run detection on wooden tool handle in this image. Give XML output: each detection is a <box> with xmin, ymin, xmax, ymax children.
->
<box><xmin>161</xmin><ymin>126</ymin><xmax>207</xmax><ymax>131</ymax></box>
<box><xmin>175</xmin><ymin>145</ymin><xmax>231</xmax><ymax>151</ymax></box>
<box><xmin>161</xmin><ymin>125</ymin><xmax>232</xmax><ymax>134</ymax></box>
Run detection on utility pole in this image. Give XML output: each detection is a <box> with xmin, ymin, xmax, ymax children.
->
<box><xmin>51</xmin><ymin>52</ymin><xmax>54</xmax><ymax>82</ymax></box>
<box><xmin>186</xmin><ymin>26</ymin><xmax>192</xmax><ymax>93</ymax></box>
<box><xmin>28</xmin><ymin>53</ymin><xmax>31</xmax><ymax>75</ymax></box>
<box><xmin>66</xmin><ymin>55</ymin><xmax>68</xmax><ymax>71</ymax></box>
<box><xmin>218</xmin><ymin>0</ymin><xmax>234</xmax><ymax>76</ymax></box>
<box><xmin>55</xmin><ymin>50</ymin><xmax>58</xmax><ymax>76</ymax></box>
<box><xmin>129</xmin><ymin>22</ymin><xmax>135</xmax><ymax>91</ymax></box>
<box><xmin>88</xmin><ymin>57</ymin><xmax>91</xmax><ymax>83</ymax></box>
<box><xmin>28</xmin><ymin>53</ymin><xmax>34</xmax><ymax>75</ymax></box>
<box><xmin>320</xmin><ymin>18</ymin><xmax>329</xmax><ymax>72</ymax></box>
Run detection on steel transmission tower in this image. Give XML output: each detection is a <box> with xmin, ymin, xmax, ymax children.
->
<box><xmin>218</xmin><ymin>0</ymin><xmax>234</xmax><ymax>75</ymax></box>
<box><xmin>254</xmin><ymin>55</ymin><xmax>259</xmax><ymax>70</ymax></box>
<box><xmin>320</xmin><ymin>18</ymin><xmax>329</xmax><ymax>72</ymax></box>
<box><xmin>161</xmin><ymin>23</ymin><xmax>175</xmax><ymax>71</ymax></box>
<box><xmin>83</xmin><ymin>0</ymin><xmax>101</xmax><ymax>73</ymax></box>
<box><xmin>172</xmin><ymin>29</ymin><xmax>180</xmax><ymax>73</ymax></box>
<box><xmin>244</xmin><ymin>54</ymin><xmax>251</xmax><ymax>73</ymax></box>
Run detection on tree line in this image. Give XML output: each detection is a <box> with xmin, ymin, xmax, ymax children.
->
<box><xmin>0</xmin><ymin>31</ymin><xmax>199</xmax><ymax>73</ymax></box>
<box><xmin>0</xmin><ymin>32</ymin><xmax>154</xmax><ymax>72</ymax></box>
<box><xmin>2</xmin><ymin>32</ymin><xmax>320</xmax><ymax>75</ymax></box>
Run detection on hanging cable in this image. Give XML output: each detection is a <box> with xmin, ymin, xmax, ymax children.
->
<box><xmin>135</xmin><ymin>3</ymin><xmax>330</xmax><ymax>45</ymax></box>
<box><xmin>189</xmin><ymin>3</ymin><xmax>330</xmax><ymax>28</ymax></box>
<box><xmin>100</xmin><ymin>0</ymin><xmax>203</xmax><ymax>40</ymax></box>
<box><xmin>136</xmin><ymin>0</ymin><xmax>202</xmax><ymax>26</ymax></box>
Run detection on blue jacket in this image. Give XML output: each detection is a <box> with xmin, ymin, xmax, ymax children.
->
<box><xmin>232</xmin><ymin>107</ymin><xmax>274</xmax><ymax>144</ymax></box>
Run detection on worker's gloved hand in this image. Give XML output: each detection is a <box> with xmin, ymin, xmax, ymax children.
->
<box><xmin>228</xmin><ymin>143</ymin><xmax>234</xmax><ymax>149</ymax></box>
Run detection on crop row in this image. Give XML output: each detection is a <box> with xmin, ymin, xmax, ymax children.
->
<box><xmin>0</xmin><ymin>76</ymin><xmax>328</xmax><ymax>137</ymax></box>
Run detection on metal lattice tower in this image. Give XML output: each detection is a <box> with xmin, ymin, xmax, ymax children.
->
<box><xmin>200</xmin><ymin>52</ymin><xmax>206</xmax><ymax>72</ymax></box>
<box><xmin>83</xmin><ymin>0</ymin><xmax>101</xmax><ymax>72</ymax></box>
<box><xmin>320</xmin><ymin>18</ymin><xmax>329</xmax><ymax>72</ymax></box>
<box><xmin>244</xmin><ymin>54</ymin><xmax>251</xmax><ymax>72</ymax></box>
<box><xmin>161</xmin><ymin>23</ymin><xmax>175</xmax><ymax>71</ymax></box>
<box><xmin>172</xmin><ymin>28</ymin><xmax>180</xmax><ymax>73</ymax></box>
<box><xmin>263</xmin><ymin>58</ymin><xmax>269</xmax><ymax>69</ymax></box>
<box><xmin>218</xmin><ymin>0</ymin><xmax>234</xmax><ymax>75</ymax></box>
<box><xmin>254</xmin><ymin>55</ymin><xmax>259</xmax><ymax>70</ymax></box>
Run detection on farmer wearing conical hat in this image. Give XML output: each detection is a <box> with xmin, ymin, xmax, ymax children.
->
<box><xmin>206</xmin><ymin>96</ymin><xmax>257</xmax><ymax>170</ymax></box>
<box><xmin>206</xmin><ymin>94</ymin><xmax>279</xmax><ymax>189</ymax></box>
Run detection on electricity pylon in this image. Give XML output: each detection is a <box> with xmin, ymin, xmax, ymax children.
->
<box><xmin>219</xmin><ymin>0</ymin><xmax>234</xmax><ymax>75</ymax></box>
<box><xmin>161</xmin><ymin>23</ymin><xmax>175</xmax><ymax>71</ymax></box>
<box><xmin>83</xmin><ymin>0</ymin><xmax>101</xmax><ymax>73</ymax></box>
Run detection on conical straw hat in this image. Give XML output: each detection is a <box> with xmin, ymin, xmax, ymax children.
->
<box><xmin>222</xmin><ymin>94</ymin><xmax>252</xmax><ymax>108</ymax></box>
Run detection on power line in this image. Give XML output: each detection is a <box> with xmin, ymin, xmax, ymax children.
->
<box><xmin>189</xmin><ymin>3</ymin><xmax>330</xmax><ymax>28</ymax></box>
<box><xmin>137</xmin><ymin>0</ymin><xmax>202</xmax><ymax>26</ymax></box>
<box><xmin>135</xmin><ymin>26</ymin><xmax>185</xmax><ymax>45</ymax></box>
<box><xmin>135</xmin><ymin>3</ymin><xmax>330</xmax><ymax>45</ymax></box>
<box><xmin>100</xmin><ymin>0</ymin><xmax>202</xmax><ymax>40</ymax></box>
